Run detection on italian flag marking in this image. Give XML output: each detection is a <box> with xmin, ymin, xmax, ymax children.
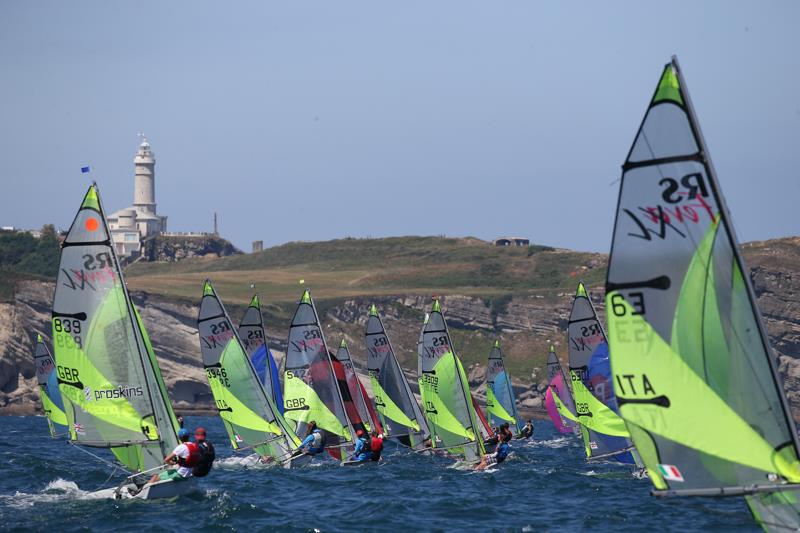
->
<box><xmin>658</xmin><ymin>464</ymin><xmax>684</xmax><ymax>482</ymax></box>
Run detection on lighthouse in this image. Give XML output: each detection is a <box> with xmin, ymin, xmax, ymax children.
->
<box><xmin>133</xmin><ymin>134</ymin><xmax>156</xmax><ymax>216</ymax></box>
<box><xmin>107</xmin><ymin>135</ymin><xmax>168</xmax><ymax>257</ymax></box>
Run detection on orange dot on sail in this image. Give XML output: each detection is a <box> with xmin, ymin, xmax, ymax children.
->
<box><xmin>85</xmin><ymin>218</ymin><xmax>99</xmax><ymax>232</ymax></box>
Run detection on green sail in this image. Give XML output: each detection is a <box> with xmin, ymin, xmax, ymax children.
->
<box><xmin>419</xmin><ymin>299</ymin><xmax>485</xmax><ymax>462</ymax></box>
<box><xmin>570</xmin><ymin>372</ymin><xmax>630</xmax><ymax>438</ymax></box>
<box><xmin>485</xmin><ymin>386</ymin><xmax>515</xmax><ymax>424</ymax></box>
<box><xmin>51</xmin><ymin>184</ymin><xmax>178</xmax><ymax>473</ymax></box>
<box><xmin>370</xmin><ymin>376</ymin><xmax>419</xmax><ymax>431</ymax></box>
<box><xmin>198</xmin><ymin>281</ymin><xmax>299</xmax><ymax>461</ymax></box>
<box><xmin>605</xmin><ymin>57</ymin><xmax>800</xmax><ymax>529</ymax></box>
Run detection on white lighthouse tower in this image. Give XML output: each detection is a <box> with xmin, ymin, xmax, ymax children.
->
<box><xmin>107</xmin><ymin>135</ymin><xmax>168</xmax><ymax>257</ymax></box>
<box><xmin>133</xmin><ymin>134</ymin><xmax>156</xmax><ymax>216</ymax></box>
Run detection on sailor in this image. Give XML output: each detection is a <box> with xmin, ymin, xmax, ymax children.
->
<box><xmin>192</xmin><ymin>427</ymin><xmax>216</xmax><ymax>477</ymax></box>
<box><xmin>298</xmin><ymin>421</ymin><xmax>325</xmax><ymax>455</ymax></box>
<box><xmin>475</xmin><ymin>439</ymin><xmax>510</xmax><ymax>471</ymax></box>
<box><xmin>369</xmin><ymin>430</ymin><xmax>384</xmax><ymax>462</ymax></box>
<box><xmin>519</xmin><ymin>420</ymin><xmax>534</xmax><ymax>439</ymax></box>
<box><xmin>148</xmin><ymin>428</ymin><xmax>199</xmax><ymax>484</ymax></box>
<box><xmin>500</xmin><ymin>423</ymin><xmax>513</xmax><ymax>443</ymax></box>
<box><xmin>352</xmin><ymin>429</ymin><xmax>371</xmax><ymax>462</ymax></box>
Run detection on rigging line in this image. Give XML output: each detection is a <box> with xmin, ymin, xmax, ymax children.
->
<box><xmin>67</xmin><ymin>441</ymin><xmax>123</xmax><ymax>472</ymax></box>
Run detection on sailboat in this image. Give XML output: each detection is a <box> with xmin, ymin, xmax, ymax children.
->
<box><xmin>365</xmin><ymin>304</ymin><xmax>430</xmax><ymax>448</ymax></box>
<box><xmin>418</xmin><ymin>298</ymin><xmax>485</xmax><ymax>465</ymax></box>
<box><xmin>568</xmin><ymin>282</ymin><xmax>638</xmax><ymax>464</ymax></box>
<box><xmin>332</xmin><ymin>338</ymin><xmax>383</xmax><ymax>434</ymax></box>
<box><xmin>33</xmin><ymin>334</ymin><xmax>67</xmax><ymax>437</ymax></box>
<box><xmin>51</xmin><ymin>184</ymin><xmax>188</xmax><ymax>499</ymax></box>
<box><xmin>282</xmin><ymin>289</ymin><xmax>357</xmax><ymax>462</ymax></box>
<box><xmin>238</xmin><ymin>293</ymin><xmax>284</xmax><ymax>414</ymax></box>
<box><xmin>485</xmin><ymin>340</ymin><xmax>522</xmax><ymax>435</ymax></box>
<box><xmin>605</xmin><ymin>57</ymin><xmax>800</xmax><ymax>531</ymax></box>
<box><xmin>544</xmin><ymin>343</ymin><xmax>579</xmax><ymax>435</ymax></box>
<box><xmin>197</xmin><ymin>281</ymin><xmax>301</xmax><ymax>467</ymax></box>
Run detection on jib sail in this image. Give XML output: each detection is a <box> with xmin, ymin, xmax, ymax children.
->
<box><xmin>33</xmin><ymin>334</ymin><xmax>67</xmax><ymax>437</ymax></box>
<box><xmin>568</xmin><ymin>282</ymin><xmax>636</xmax><ymax>463</ymax></box>
<box><xmin>605</xmin><ymin>57</ymin><xmax>800</xmax><ymax>530</ymax></box>
<box><xmin>485</xmin><ymin>340</ymin><xmax>521</xmax><ymax>433</ymax></box>
<box><xmin>51</xmin><ymin>184</ymin><xmax>180</xmax><ymax>473</ymax></box>
<box><xmin>365</xmin><ymin>304</ymin><xmax>429</xmax><ymax>447</ymax></box>
<box><xmin>197</xmin><ymin>281</ymin><xmax>299</xmax><ymax>461</ymax></box>
<box><xmin>238</xmin><ymin>294</ymin><xmax>284</xmax><ymax>415</ymax></box>
<box><xmin>418</xmin><ymin>298</ymin><xmax>485</xmax><ymax>462</ymax></box>
<box><xmin>283</xmin><ymin>289</ymin><xmax>355</xmax><ymax>453</ymax></box>
<box><xmin>545</xmin><ymin>343</ymin><xmax>578</xmax><ymax>435</ymax></box>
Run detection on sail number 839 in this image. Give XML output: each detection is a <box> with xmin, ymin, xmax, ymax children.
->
<box><xmin>53</xmin><ymin>318</ymin><xmax>83</xmax><ymax>349</ymax></box>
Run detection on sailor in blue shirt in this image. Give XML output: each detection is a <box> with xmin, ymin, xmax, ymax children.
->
<box><xmin>352</xmin><ymin>429</ymin><xmax>371</xmax><ymax>462</ymax></box>
<box><xmin>299</xmin><ymin>421</ymin><xmax>325</xmax><ymax>455</ymax></box>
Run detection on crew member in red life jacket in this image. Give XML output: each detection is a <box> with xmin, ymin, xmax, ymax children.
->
<box><xmin>148</xmin><ymin>428</ymin><xmax>200</xmax><ymax>484</ymax></box>
<box><xmin>192</xmin><ymin>427</ymin><xmax>215</xmax><ymax>477</ymax></box>
<box><xmin>369</xmin><ymin>431</ymin><xmax>384</xmax><ymax>462</ymax></box>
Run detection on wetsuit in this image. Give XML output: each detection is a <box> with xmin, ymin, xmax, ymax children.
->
<box><xmin>486</xmin><ymin>441</ymin><xmax>510</xmax><ymax>466</ymax></box>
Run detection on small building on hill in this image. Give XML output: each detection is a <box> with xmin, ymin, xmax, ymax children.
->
<box><xmin>493</xmin><ymin>236</ymin><xmax>530</xmax><ymax>247</ymax></box>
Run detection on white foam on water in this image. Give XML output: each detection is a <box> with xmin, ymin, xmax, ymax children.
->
<box><xmin>533</xmin><ymin>437</ymin><xmax>572</xmax><ymax>449</ymax></box>
<box><xmin>214</xmin><ymin>454</ymin><xmax>266</xmax><ymax>469</ymax></box>
<box><xmin>1</xmin><ymin>479</ymin><xmax>115</xmax><ymax>507</ymax></box>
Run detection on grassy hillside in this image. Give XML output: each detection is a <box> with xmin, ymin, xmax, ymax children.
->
<box><xmin>126</xmin><ymin>236</ymin><xmax>606</xmax><ymax>305</ymax></box>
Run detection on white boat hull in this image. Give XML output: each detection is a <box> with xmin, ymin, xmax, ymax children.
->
<box><xmin>115</xmin><ymin>478</ymin><xmax>197</xmax><ymax>500</ymax></box>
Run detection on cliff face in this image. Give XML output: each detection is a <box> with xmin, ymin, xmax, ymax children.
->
<box><xmin>1</xmin><ymin>237</ymin><xmax>798</xmax><ymax>418</ymax></box>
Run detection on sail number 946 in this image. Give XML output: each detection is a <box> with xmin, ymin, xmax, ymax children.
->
<box><xmin>206</xmin><ymin>367</ymin><xmax>231</xmax><ymax>387</ymax></box>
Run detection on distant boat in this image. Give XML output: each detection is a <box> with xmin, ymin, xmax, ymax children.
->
<box><xmin>32</xmin><ymin>334</ymin><xmax>67</xmax><ymax>437</ymax></box>
<box><xmin>238</xmin><ymin>293</ymin><xmax>284</xmax><ymax>415</ymax></box>
<box><xmin>485</xmin><ymin>340</ymin><xmax>522</xmax><ymax>434</ymax></box>
<box><xmin>51</xmin><ymin>184</ymin><xmax>189</xmax><ymax>499</ymax></box>
<box><xmin>606</xmin><ymin>56</ymin><xmax>800</xmax><ymax>531</ymax></box>
<box><xmin>568</xmin><ymin>282</ymin><xmax>639</xmax><ymax>465</ymax></box>
<box><xmin>282</xmin><ymin>289</ymin><xmax>357</xmax><ymax>461</ymax></box>
<box><xmin>364</xmin><ymin>304</ymin><xmax>430</xmax><ymax>448</ymax></box>
<box><xmin>197</xmin><ymin>281</ymin><xmax>301</xmax><ymax>467</ymax></box>
<box><xmin>544</xmin><ymin>343</ymin><xmax>579</xmax><ymax>435</ymax></box>
<box><xmin>418</xmin><ymin>298</ymin><xmax>485</xmax><ymax>465</ymax></box>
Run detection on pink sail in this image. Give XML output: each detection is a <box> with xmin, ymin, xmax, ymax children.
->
<box><xmin>545</xmin><ymin>373</ymin><xmax>574</xmax><ymax>434</ymax></box>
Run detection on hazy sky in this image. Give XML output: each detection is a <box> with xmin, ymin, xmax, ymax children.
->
<box><xmin>2</xmin><ymin>2</ymin><xmax>798</xmax><ymax>252</ymax></box>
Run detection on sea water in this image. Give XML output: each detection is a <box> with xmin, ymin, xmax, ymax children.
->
<box><xmin>0</xmin><ymin>415</ymin><xmax>758</xmax><ymax>532</ymax></box>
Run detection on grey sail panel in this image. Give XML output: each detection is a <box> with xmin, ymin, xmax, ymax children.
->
<box><xmin>605</xmin><ymin>58</ymin><xmax>800</xmax><ymax>506</ymax></box>
<box><xmin>51</xmin><ymin>185</ymin><xmax>177</xmax><ymax>472</ymax></box>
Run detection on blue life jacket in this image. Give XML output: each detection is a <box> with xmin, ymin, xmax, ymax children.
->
<box><xmin>496</xmin><ymin>442</ymin><xmax>510</xmax><ymax>462</ymax></box>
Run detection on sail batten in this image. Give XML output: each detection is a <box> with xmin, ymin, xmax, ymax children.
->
<box><xmin>606</xmin><ymin>57</ymin><xmax>800</xmax><ymax>531</ymax></box>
